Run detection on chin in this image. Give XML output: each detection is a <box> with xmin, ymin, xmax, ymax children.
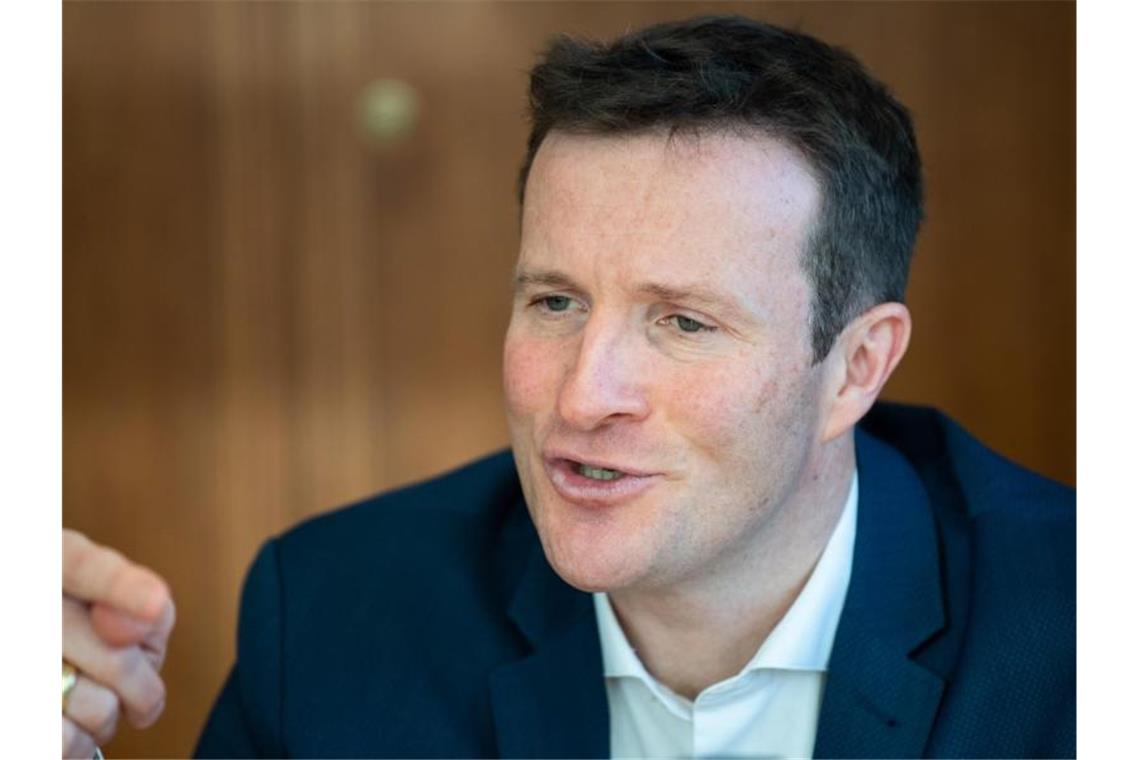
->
<box><xmin>544</xmin><ymin>546</ymin><xmax>640</xmax><ymax>593</ymax></box>
<box><xmin>536</xmin><ymin>510</ymin><xmax>654</xmax><ymax>593</ymax></box>
<box><xmin>515</xmin><ymin>451</ymin><xmax>663</xmax><ymax>592</ymax></box>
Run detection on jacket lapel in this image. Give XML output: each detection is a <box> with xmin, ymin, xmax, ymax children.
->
<box><xmin>813</xmin><ymin>430</ymin><xmax>947</xmax><ymax>759</ymax></box>
<box><xmin>489</xmin><ymin>511</ymin><xmax>609</xmax><ymax>759</ymax></box>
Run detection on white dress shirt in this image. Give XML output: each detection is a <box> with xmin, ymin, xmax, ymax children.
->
<box><xmin>593</xmin><ymin>473</ymin><xmax>858</xmax><ymax>759</ymax></box>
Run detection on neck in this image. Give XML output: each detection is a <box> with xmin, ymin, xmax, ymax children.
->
<box><xmin>607</xmin><ymin>433</ymin><xmax>855</xmax><ymax>699</ymax></box>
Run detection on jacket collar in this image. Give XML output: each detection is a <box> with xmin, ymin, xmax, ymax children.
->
<box><xmin>812</xmin><ymin>429</ymin><xmax>947</xmax><ymax>758</ymax></box>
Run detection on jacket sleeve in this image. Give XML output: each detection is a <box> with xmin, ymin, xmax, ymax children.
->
<box><xmin>195</xmin><ymin>541</ymin><xmax>286</xmax><ymax>758</ymax></box>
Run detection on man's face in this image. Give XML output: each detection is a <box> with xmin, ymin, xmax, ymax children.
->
<box><xmin>503</xmin><ymin>130</ymin><xmax>830</xmax><ymax>594</ymax></box>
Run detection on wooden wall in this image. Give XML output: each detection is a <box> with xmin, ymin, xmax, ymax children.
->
<box><xmin>62</xmin><ymin>2</ymin><xmax>1074</xmax><ymax>756</ymax></box>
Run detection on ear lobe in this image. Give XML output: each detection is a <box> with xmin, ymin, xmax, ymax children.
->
<box><xmin>821</xmin><ymin>302</ymin><xmax>912</xmax><ymax>442</ymax></box>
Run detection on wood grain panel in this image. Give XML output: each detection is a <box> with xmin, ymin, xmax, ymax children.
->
<box><xmin>63</xmin><ymin>3</ymin><xmax>1073</xmax><ymax>755</ymax></box>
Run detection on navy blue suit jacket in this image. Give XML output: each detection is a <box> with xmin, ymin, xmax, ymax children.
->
<box><xmin>196</xmin><ymin>403</ymin><xmax>1075</xmax><ymax>758</ymax></box>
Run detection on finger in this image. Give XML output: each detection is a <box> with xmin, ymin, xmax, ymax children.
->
<box><xmin>91</xmin><ymin>595</ymin><xmax>176</xmax><ymax>667</ymax></box>
<box><xmin>63</xmin><ymin>716</ymin><xmax>97</xmax><ymax>760</ymax></box>
<box><xmin>64</xmin><ymin>596</ymin><xmax>166</xmax><ymax>728</ymax></box>
<box><xmin>64</xmin><ymin>675</ymin><xmax>120</xmax><ymax>746</ymax></box>
<box><xmin>91</xmin><ymin>603</ymin><xmax>152</xmax><ymax>647</ymax></box>
<box><xmin>138</xmin><ymin>595</ymin><xmax>176</xmax><ymax>669</ymax></box>
<box><xmin>63</xmin><ymin>529</ymin><xmax>170</xmax><ymax>622</ymax></box>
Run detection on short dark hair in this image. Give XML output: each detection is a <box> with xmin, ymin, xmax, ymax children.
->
<box><xmin>518</xmin><ymin>15</ymin><xmax>923</xmax><ymax>363</ymax></box>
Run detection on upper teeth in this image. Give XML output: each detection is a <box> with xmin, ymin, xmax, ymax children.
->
<box><xmin>579</xmin><ymin>464</ymin><xmax>622</xmax><ymax>481</ymax></box>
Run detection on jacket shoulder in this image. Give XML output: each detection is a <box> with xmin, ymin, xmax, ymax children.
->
<box><xmin>860</xmin><ymin>402</ymin><xmax>1074</xmax><ymax>621</ymax></box>
<box><xmin>276</xmin><ymin>448</ymin><xmax>520</xmax><ymax>552</ymax></box>
<box><xmin>213</xmin><ymin>449</ymin><xmax>528</xmax><ymax>756</ymax></box>
<box><xmin>859</xmin><ymin>402</ymin><xmax>1074</xmax><ymax>642</ymax></box>
<box><xmin>266</xmin><ymin>447</ymin><xmax>526</xmax><ymax>613</ymax></box>
<box><xmin>860</xmin><ymin>401</ymin><xmax>1074</xmax><ymax>522</ymax></box>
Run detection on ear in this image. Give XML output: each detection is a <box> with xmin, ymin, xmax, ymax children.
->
<box><xmin>820</xmin><ymin>302</ymin><xmax>912</xmax><ymax>443</ymax></box>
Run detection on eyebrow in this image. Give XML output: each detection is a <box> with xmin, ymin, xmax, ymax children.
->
<box><xmin>633</xmin><ymin>281</ymin><xmax>756</xmax><ymax>323</ymax></box>
<box><xmin>514</xmin><ymin>268</ymin><xmax>758</xmax><ymax>324</ymax></box>
<box><xmin>514</xmin><ymin>269</ymin><xmax>583</xmax><ymax>293</ymax></box>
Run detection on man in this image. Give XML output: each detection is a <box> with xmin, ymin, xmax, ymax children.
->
<box><xmin>66</xmin><ymin>14</ymin><xmax>1075</xmax><ymax>759</ymax></box>
<box><xmin>196</xmin><ymin>14</ymin><xmax>1073</xmax><ymax>757</ymax></box>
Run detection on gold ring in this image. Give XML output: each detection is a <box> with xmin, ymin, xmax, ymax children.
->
<box><xmin>62</xmin><ymin>660</ymin><xmax>78</xmax><ymax>712</ymax></box>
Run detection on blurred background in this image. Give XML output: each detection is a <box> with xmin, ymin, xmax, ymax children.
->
<box><xmin>63</xmin><ymin>2</ymin><xmax>1074</xmax><ymax>756</ymax></box>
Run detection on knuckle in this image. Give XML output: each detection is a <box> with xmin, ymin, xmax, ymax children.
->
<box><xmin>107</xmin><ymin>649</ymin><xmax>146</xmax><ymax>698</ymax></box>
<box><xmin>103</xmin><ymin>550</ymin><xmax>132</xmax><ymax>588</ymax></box>
<box><xmin>64</xmin><ymin>537</ymin><xmax>97</xmax><ymax>578</ymax></box>
<box><xmin>105</xmin><ymin>557</ymin><xmax>135</xmax><ymax>594</ymax></box>
<box><xmin>66</xmin><ymin>678</ymin><xmax>121</xmax><ymax>746</ymax></box>
<box><xmin>107</xmin><ymin>649</ymin><xmax>137</xmax><ymax>684</ymax></box>
<box><xmin>138</xmin><ymin>675</ymin><xmax>167</xmax><ymax>725</ymax></box>
<box><xmin>94</xmin><ymin>683</ymin><xmax>121</xmax><ymax>721</ymax></box>
<box><xmin>63</xmin><ymin>717</ymin><xmax>94</xmax><ymax>760</ymax></box>
<box><xmin>144</xmin><ymin>673</ymin><xmax>167</xmax><ymax>715</ymax></box>
<box><xmin>61</xmin><ymin>595</ymin><xmax>85</xmax><ymax>629</ymax></box>
<box><xmin>113</xmin><ymin>650</ymin><xmax>164</xmax><ymax>718</ymax></box>
<box><xmin>136</xmin><ymin>689</ymin><xmax>167</xmax><ymax>728</ymax></box>
<box><xmin>62</xmin><ymin>716</ymin><xmax>76</xmax><ymax>745</ymax></box>
<box><xmin>62</xmin><ymin>529</ymin><xmax>88</xmax><ymax>564</ymax></box>
<box><xmin>93</xmin><ymin>703</ymin><xmax>120</xmax><ymax>745</ymax></box>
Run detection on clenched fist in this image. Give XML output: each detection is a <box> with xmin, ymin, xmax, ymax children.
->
<box><xmin>62</xmin><ymin>529</ymin><xmax>176</xmax><ymax>758</ymax></box>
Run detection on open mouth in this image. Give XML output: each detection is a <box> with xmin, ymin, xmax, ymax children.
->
<box><xmin>542</xmin><ymin>455</ymin><xmax>660</xmax><ymax>507</ymax></box>
<box><xmin>575</xmin><ymin>463</ymin><xmax>625</xmax><ymax>481</ymax></box>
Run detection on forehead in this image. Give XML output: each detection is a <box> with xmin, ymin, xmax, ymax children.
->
<box><xmin>520</xmin><ymin>129</ymin><xmax>821</xmax><ymax>292</ymax></box>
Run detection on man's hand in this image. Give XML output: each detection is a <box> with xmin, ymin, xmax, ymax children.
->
<box><xmin>62</xmin><ymin>529</ymin><xmax>176</xmax><ymax>758</ymax></box>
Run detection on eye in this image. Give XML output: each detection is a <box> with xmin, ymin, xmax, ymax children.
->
<box><xmin>538</xmin><ymin>295</ymin><xmax>573</xmax><ymax>312</ymax></box>
<box><xmin>663</xmin><ymin>314</ymin><xmax>717</xmax><ymax>334</ymax></box>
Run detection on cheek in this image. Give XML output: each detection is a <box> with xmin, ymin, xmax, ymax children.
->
<box><xmin>503</xmin><ymin>332</ymin><xmax>560</xmax><ymax>420</ymax></box>
<box><xmin>664</xmin><ymin>355</ymin><xmax>807</xmax><ymax>460</ymax></box>
<box><xmin>657</xmin><ymin>362</ymin><xmax>768</xmax><ymax>453</ymax></box>
<box><xmin>682</xmin><ymin>387</ymin><xmax>746</xmax><ymax>446</ymax></box>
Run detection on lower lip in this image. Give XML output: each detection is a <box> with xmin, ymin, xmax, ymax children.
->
<box><xmin>543</xmin><ymin>458</ymin><xmax>661</xmax><ymax>508</ymax></box>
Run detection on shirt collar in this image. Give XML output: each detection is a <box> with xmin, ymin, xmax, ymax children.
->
<box><xmin>594</xmin><ymin>472</ymin><xmax>858</xmax><ymax>679</ymax></box>
<box><xmin>594</xmin><ymin>581</ymin><xmax>655</xmax><ymax>681</ymax></box>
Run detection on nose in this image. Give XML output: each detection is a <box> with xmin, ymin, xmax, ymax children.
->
<box><xmin>556</xmin><ymin>317</ymin><xmax>651</xmax><ymax>431</ymax></box>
